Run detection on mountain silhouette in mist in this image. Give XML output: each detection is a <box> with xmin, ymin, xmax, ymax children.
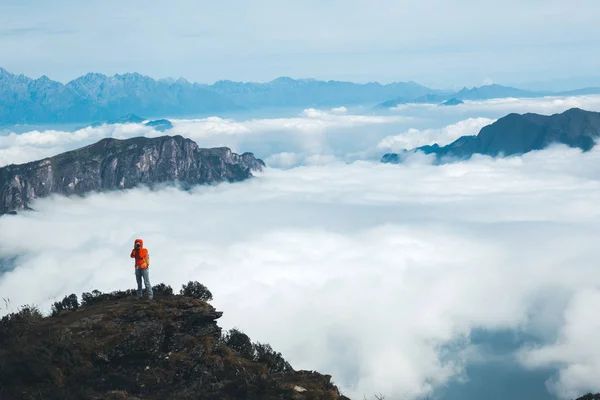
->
<box><xmin>381</xmin><ymin>108</ymin><xmax>600</xmax><ymax>163</ymax></box>
<box><xmin>3</xmin><ymin>66</ymin><xmax>600</xmax><ymax>125</ymax></box>
<box><xmin>90</xmin><ymin>113</ymin><xmax>174</xmax><ymax>131</ymax></box>
<box><xmin>440</xmin><ymin>98</ymin><xmax>464</xmax><ymax>106</ymax></box>
<box><xmin>375</xmin><ymin>84</ymin><xmax>600</xmax><ymax>108</ymax></box>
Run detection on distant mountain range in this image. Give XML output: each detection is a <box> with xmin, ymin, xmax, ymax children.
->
<box><xmin>375</xmin><ymin>84</ymin><xmax>600</xmax><ymax>108</ymax></box>
<box><xmin>201</xmin><ymin>76</ymin><xmax>437</xmax><ymax>109</ymax></box>
<box><xmin>3</xmin><ymin>66</ymin><xmax>600</xmax><ymax>125</ymax></box>
<box><xmin>0</xmin><ymin>68</ymin><xmax>241</xmax><ymax>125</ymax></box>
<box><xmin>0</xmin><ymin>135</ymin><xmax>265</xmax><ymax>215</ymax></box>
<box><xmin>381</xmin><ymin>108</ymin><xmax>600</xmax><ymax>163</ymax></box>
<box><xmin>0</xmin><ymin>67</ymin><xmax>436</xmax><ymax>125</ymax></box>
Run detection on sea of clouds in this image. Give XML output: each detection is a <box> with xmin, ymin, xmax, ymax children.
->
<box><xmin>2</xmin><ymin>95</ymin><xmax>600</xmax><ymax>399</ymax></box>
<box><xmin>3</xmin><ymin>94</ymin><xmax>600</xmax><ymax>169</ymax></box>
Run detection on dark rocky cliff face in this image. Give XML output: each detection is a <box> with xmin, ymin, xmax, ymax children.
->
<box><xmin>0</xmin><ymin>135</ymin><xmax>265</xmax><ymax>215</ymax></box>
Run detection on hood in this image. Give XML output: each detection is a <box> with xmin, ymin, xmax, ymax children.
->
<box><xmin>134</xmin><ymin>238</ymin><xmax>144</xmax><ymax>247</ymax></box>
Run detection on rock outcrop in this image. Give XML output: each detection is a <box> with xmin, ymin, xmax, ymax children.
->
<box><xmin>144</xmin><ymin>119</ymin><xmax>174</xmax><ymax>132</ymax></box>
<box><xmin>440</xmin><ymin>98</ymin><xmax>464</xmax><ymax>106</ymax></box>
<box><xmin>382</xmin><ymin>108</ymin><xmax>600</xmax><ymax>163</ymax></box>
<box><xmin>90</xmin><ymin>114</ymin><xmax>175</xmax><ymax>132</ymax></box>
<box><xmin>0</xmin><ymin>283</ymin><xmax>349</xmax><ymax>399</ymax></box>
<box><xmin>0</xmin><ymin>135</ymin><xmax>265</xmax><ymax>215</ymax></box>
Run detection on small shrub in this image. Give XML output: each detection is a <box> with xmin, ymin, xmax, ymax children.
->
<box><xmin>223</xmin><ymin>328</ymin><xmax>254</xmax><ymax>360</ymax></box>
<box><xmin>51</xmin><ymin>294</ymin><xmax>79</xmax><ymax>316</ymax></box>
<box><xmin>20</xmin><ymin>305</ymin><xmax>43</xmax><ymax>320</ymax></box>
<box><xmin>2</xmin><ymin>305</ymin><xmax>44</xmax><ymax>324</ymax></box>
<box><xmin>180</xmin><ymin>281</ymin><xmax>213</xmax><ymax>301</ymax></box>
<box><xmin>152</xmin><ymin>283</ymin><xmax>173</xmax><ymax>296</ymax></box>
<box><xmin>253</xmin><ymin>342</ymin><xmax>293</xmax><ymax>374</ymax></box>
<box><xmin>81</xmin><ymin>290</ymin><xmax>104</xmax><ymax>307</ymax></box>
<box><xmin>0</xmin><ymin>305</ymin><xmax>44</xmax><ymax>345</ymax></box>
<box><xmin>576</xmin><ymin>395</ymin><xmax>600</xmax><ymax>400</ymax></box>
<box><xmin>220</xmin><ymin>326</ymin><xmax>293</xmax><ymax>374</ymax></box>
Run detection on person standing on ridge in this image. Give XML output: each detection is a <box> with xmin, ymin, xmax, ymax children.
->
<box><xmin>130</xmin><ymin>238</ymin><xmax>153</xmax><ymax>299</ymax></box>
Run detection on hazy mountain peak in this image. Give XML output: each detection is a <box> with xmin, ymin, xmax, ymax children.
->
<box><xmin>270</xmin><ymin>76</ymin><xmax>297</xmax><ymax>84</ymax></box>
<box><xmin>80</xmin><ymin>72</ymin><xmax>109</xmax><ymax>80</ymax></box>
<box><xmin>381</xmin><ymin>108</ymin><xmax>600</xmax><ymax>164</ymax></box>
<box><xmin>115</xmin><ymin>72</ymin><xmax>144</xmax><ymax>79</ymax></box>
<box><xmin>174</xmin><ymin>77</ymin><xmax>190</xmax><ymax>85</ymax></box>
<box><xmin>158</xmin><ymin>77</ymin><xmax>176</xmax><ymax>84</ymax></box>
<box><xmin>0</xmin><ymin>67</ymin><xmax>12</xmax><ymax>78</ymax></box>
<box><xmin>36</xmin><ymin>75</ymin><xmax>52</xmax><ymax>83</ymax></box>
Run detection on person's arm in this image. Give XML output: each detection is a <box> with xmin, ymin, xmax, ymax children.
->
<box><xmin>130</xmin><ymin>249</ymin><xmax>135</xmax><ymax>258</ymax></box>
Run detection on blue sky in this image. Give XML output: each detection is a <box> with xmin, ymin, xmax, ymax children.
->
<box><xmin>1</xmin><ymin>0</ymin><xmax>599</xmax><ymax>88</ymax></box>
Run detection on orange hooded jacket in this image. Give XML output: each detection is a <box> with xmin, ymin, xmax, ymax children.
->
<box><xmin>130</xmin><ymin>238</ymin><xmax>149</xmax><ymax>269</ymax></box>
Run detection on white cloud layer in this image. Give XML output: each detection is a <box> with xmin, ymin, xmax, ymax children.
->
<box><xmin>519</xmin><ymin>289</ymin><xmax>600</xmax><ymax>399</ymax></box>
<box><xmin>0</xmin><ymin>109</ymin><xmax>410</xmax><ymax>168</ymax></box>
<box><xmin>390</xmin><ymin>95</ymin><xmax>600</xmax><ymax>117</ymax></box>
<box><xmin>3</xmin><ymin>95</ymin><xmax>600</xmax><ymax>170</ymax></box>
<box><xmin>2</xmin><ymin>141</ymin><xmax>600</xmax><ymax>399</ymax></box>
<box><xmin>376</xmin><ymin>117</ymin><xmax>495</xmax><ymax>151</ymax></box>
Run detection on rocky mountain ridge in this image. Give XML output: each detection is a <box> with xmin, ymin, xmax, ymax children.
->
<box><xmin>0</xmin><ymin>135</ymin><xmax>265</xmax><ymax>215</ymax></box>
<box><xmin>0</xmin><ymin>281</ymin><xmax>349</xmax><ymax>399</ymax></box>
<box><xmin>381</xmin><ymin>108</ymin><xmax>600</xmax><ymax>163</ymax></box>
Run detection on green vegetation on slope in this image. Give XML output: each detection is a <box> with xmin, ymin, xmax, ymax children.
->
<box><xmin>0</xmin><ymin>281</ymin><xmax>348</xmax><ymax>400</ymax></box>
